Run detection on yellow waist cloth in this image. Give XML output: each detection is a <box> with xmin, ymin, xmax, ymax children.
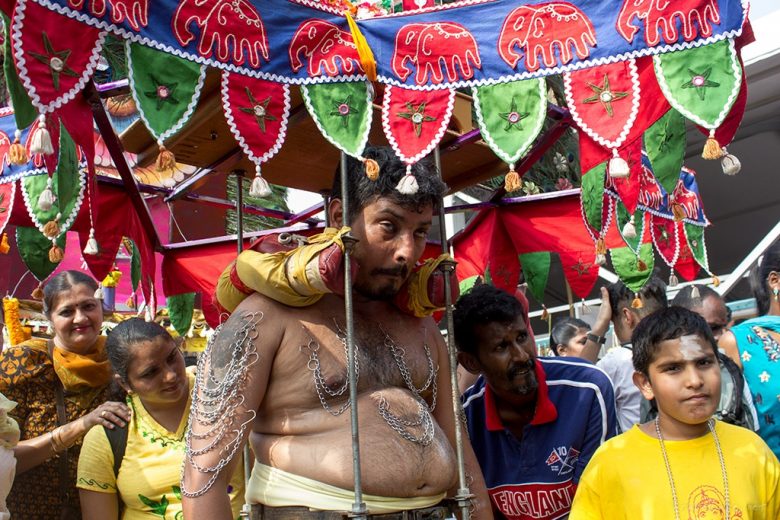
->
<box><xmin>247</xmin><ymin>462</ymin><xmax>446</xmax><ymax>514</ymax></box>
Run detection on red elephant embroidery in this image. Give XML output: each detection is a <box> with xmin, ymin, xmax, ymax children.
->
<box><xmin>616</xmin><ymin>0</ymin><xmax>720</xmax><ymax>47</ymax></box>
<box><xmin>67</xmin><ymin>0</ymin><xmax>148</xmax><ymax>31</ymax></box>
<box><xmin>638</xmin><ymin>164</ymin><xmax>664</xmax><ymax>210</ymax></box>
<box><xmin>499</xmin><ymin>2</ymin><xmax>596</xmax><ymax>72</ymax></box>
<box><xmin>289</xmin><ymin>19</ymin><xmax>362</xmax><ymax>77</ymax></box>
<box><xmin>173</xmin><ymin>0</ymin><xmax>270</xmax><ymax>67</ymax></box>
<box><xmin>392</xmin><ymin>22</ymin><xmax>481</xmax><ymax>85</ymax></box>
<box><xmin>670</xmin><ymin>178</ymin><xmax>700</xmax><ymax>220</ymax></box>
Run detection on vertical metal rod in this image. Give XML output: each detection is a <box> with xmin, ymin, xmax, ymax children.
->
<box><xmin>433</xmin><ymin>148</ymin><xmax>472</xmax><ymax>519</ymax></box>
<box><xmin>340</xmin><ymin>152</ymin><xmax>367</xmax><ymax>518</ymax></box>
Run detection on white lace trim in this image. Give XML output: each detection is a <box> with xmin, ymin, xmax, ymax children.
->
<box><xmin>381</xmin><ymin>84</ymin><xmax>455</xmax><ymax>166</ymax></box>
<box><xmin>12</xmin><ymin>0</ymin><xmax>106</xmax><ymax>114</ymax></box>
<box><xmin>471</xmin><ymin>78</ymin><xmax>546</xmax><ymax>165</ymax></box>
<box><xmin>301</xmin><ymin>82</ymin><xmax>372</xmax><ymax>159</ymax></box>
<box><xmin>221</xmin><ymin>70</ymin><xmax>291</xmax><ymax>167</ymax></box>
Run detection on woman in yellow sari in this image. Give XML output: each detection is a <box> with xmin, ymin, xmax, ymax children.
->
<box><xmin>0</xmin><ymin>270</ymin><xmax>130</xmax><ymax>519</ymax></box>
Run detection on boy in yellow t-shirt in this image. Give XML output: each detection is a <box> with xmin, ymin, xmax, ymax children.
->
<box><xmin>570</xmin><ymin>307</ymin><xmax>780</xmax><ymax>520</ymax></box>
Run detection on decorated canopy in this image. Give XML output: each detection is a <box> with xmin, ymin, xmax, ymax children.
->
<box><xmin>0</xmin><ymin>0</ymin><xmax>754</xmax><ymax>312</ymax></box>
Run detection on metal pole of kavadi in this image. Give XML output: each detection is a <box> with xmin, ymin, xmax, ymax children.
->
<box><xmin>433</xmin><ymin>148</ymin><xmax>472</xmax><ymax>519</ymax></box>
<box><xmin>340</xmin><ymin>152</ymin><xmax>367</xmax><ymax>519</ymax></box>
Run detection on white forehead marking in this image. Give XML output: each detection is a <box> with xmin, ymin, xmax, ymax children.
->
<box><xmin>678</xmin><ymin>334</ymin><xmax>705</xmax><ymax>360</ymax></box>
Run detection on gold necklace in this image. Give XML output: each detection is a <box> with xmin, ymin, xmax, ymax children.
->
<box><xmin>655</xmin><ymin>417</ymin><xmax>730</xmax><ymax>520</ymax></box>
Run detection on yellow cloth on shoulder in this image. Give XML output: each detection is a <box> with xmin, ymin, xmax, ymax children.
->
<box><xmin>247</xmin><ymin>461</ymin><xmax>446</xmax><ymax>514</ymax></box>
<box><xmin>52</xmin><ymin>336</ymin><xmax>111</xmax><ymax>393</ymax></box>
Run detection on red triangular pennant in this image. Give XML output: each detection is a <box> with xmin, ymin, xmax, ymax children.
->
<box><xmin>559</xmin><ymin>250</ymin><xmax>600</xmax><ymax>299</ymax></box>
<box><xmin>604</xmin><ymin>138</ymin><xmax>643</xmax><ymax>214</ymax></box>
<box><xmin>650</xmin><ymin>215</ymin><xmax>679</xmax><ymax>268</ymax></box>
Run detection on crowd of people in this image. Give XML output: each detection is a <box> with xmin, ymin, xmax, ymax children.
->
<box><xmin>0</xmin><ymin>146</ymin><xmax>777</xmax><ymax>519</ymax></box>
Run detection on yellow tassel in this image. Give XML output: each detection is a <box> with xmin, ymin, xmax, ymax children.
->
<box><xmin>31</xmin><ymin>283</ymin><xmax>44</xmax><ymax>301</ymax></box>
<box><xmin>702</xmin><ymin>133</ymin><xmax>724</xmax><ymax>160</ymax></box>
<box><xmin>671</xmin><ymin>202</ymin><xmax>685</xmax><ymax>222</ymax></box>
<box><xmin>0</xmin><ymin>233</ymin><xmax>9</xmax><ymax>255</ymax></box>
<box><xmin>344</xmin><ymin>9</ymin><xmax>377</xmax><ymax>82</ymax></box>
<box><xmin>156</xmin><ymin>143</ymin><xmax>176</xmax><ymax>171</ymax></box>
<box><xmin>504</xmin><ymin>169</ymin><xmax>522</xmax><ymax>192</ymax></box>
<box><xmin>42</xmin><ymin>213</ymin><xmax>61</xmax><ymax>239</ymax></box>
<box><xmin>125</xmin><ymin>296</ymin><xmax>136</xmax><ymax>309</ymax></box>
<box><xmin>631</xmin><ymin>295</ymin><xmax>643</xmax><ymax>309</ymax></box>
<box><xmin>712</xmin><ymin>275</ymin><xmax>720</xmax><ymax>288</ymax></box>
<box><xmin>364</xmin><ymin>158</ymin><xmax>379</xmax><ymax>181</ymax></box>
<box><xmin>541</xmin><ymin>305</ymin><xmax>549</xmax><ymax>322</ymax></box>
<box><xmin>596</xmin><ymin>238</ymin><xmax>607</xmax><ymax>255</ymax></box>
<box><xmin>9</xmin><ymin>130</ymin><xmax>27</xmax><ymax>165</ymax></box>
<box><xmin>48</xmin><ymin>244</ymin><xmax>64</xmax><ymax>263</ymax></box>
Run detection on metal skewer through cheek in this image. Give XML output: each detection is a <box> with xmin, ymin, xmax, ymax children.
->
<box><xmin>434</xmin><ymin>147</ymin><xmax>473</xmax><ymax>519</ymax></box>
<box><xmin>340</xmin><ymin>151</ymin><xmax>368</xmax><ymax>519</ymax></box>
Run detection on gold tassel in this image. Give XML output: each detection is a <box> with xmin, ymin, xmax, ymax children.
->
<box><xmin>31</xmin><ymin>283</ymin><xmax>44</xmax><ymax>301</ymax></box>
<box><xmin>540</xmin><ymin>305</ymin><xmax>549</xmax><ymax>322</ymax></box>
<box><xmin>0</xmin><ymin>233</ymin><xmax>9</xmax><ymax>255</ymax></box>
<box><xmin>155</xmin><ymin>142</ymin><xmax>175</xmax><ymax>171</ymax></box>
<box><xmin>504</xmin><ymin>168</ymin><xmax>522</xmax><ymax>192</ymax></box>
<box><xmin>631</xmin><ymin>294</ymin><xmax>643</xmax><ymax>309</ymax></box>
<box><xmin>125</xmin><ymin>296</ymin><xmax>136</xmax><ymax>309</ymax></box>
<box><xmin>671</xmin><ymin>202</ymin><xmax>685</xmax><ymax>222</ymax></box>
<box><xmin>42</xmin><ymin>213</ymin><xmax>61</xmax><ymax>239</ymax></box>
<box><xmin>48</xmin><ymin>244</ymin><xmax>64</xmax><ymax>263</ymax></box>
<box><xmin>712</xmin><ymin>275</ymin><xmax>720</xmax><ymax>288</ymax></box>
<box><xmin>702</xmin><ymin>131</ymin><xmax>724</xmax><ymax>160</ymax></box>
<box><xmin>364</xmin><ymin>158</ymin><xmax>380</xmax><ymax>181</ymax></box>
<box><xmin>9</xmin><ymin>130</ymin><xmax>27</xmax><ymax>165</ymax></box>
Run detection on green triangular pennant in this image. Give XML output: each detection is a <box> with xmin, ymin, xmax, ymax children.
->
<box><xmin>302</xmin><ymin>82</ymin><xmax>372</xmax><ymax>158</ymax></box>
<box><xmin>459</xmin><ymin>275</ymin><xmax>479</xmax><ymax>295</ymax></box>
<box><xmin>168</xmin><ymin>292</ymin><xmax>196</xmax><ymax>337</ymax></box>
<box><xmin>127</xmin><ymin>42</ymin><xmax>206</xmax><ymax>140</ymax></box>
<box><xmin>16</xmin><ymin>226</ymin><xmax>66</xmax><ymax>281</ymax></box>
<box><xmin>128</xmin><ymin>239</ymin><xmax>142</xmax><ymax>292</ymax></box>
<box><xmin>581</xmin><ymin>162</ymin><xmax>607</xmax><ymax>232</ymax></box>
<box><xmin>610</xmin><ymin>243</ymin><xmax>654</xmax><ymax>293</ymax></box>
<box><xmin>22</xmin><ymin>124</ymin><xmax>85</xmax><ymax>235</ymax></box>
<box><xmin>519</xmin><ymin>252</ymin><xmax>551</xmax><ymax>304</ymax></box>
<box><xmin>616</xmin><ymin>203</ymin><xmax>644</xmax><ymax>253</ymax></box>
<box><xmin>684</xmin><ymin>223</ymin><xmax>709</xmax><ymax>270</ymax></box>
<box><xmin>644</xmin><ymin>109</ymin><xmax>685</xmax><ymax>195</ymax></box>
<box><xmin>654</xmin><ymin>39</ymin><xmax>742</xmax><ymax>130</ymax></box>
<box><xmin>3</xmin><ymin>13</ymin><xmax>36</xmax><ymax>129</ymax></box>
<box><xmin>473</xmin><ymin>79</ymin><xmax>546</xmax><ymax>165</ymax></box>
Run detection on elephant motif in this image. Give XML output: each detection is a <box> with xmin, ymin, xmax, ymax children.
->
<box><xmin>616</xmin><ymin>0</ymin><xmax>720</xmax><ymax>47</ymax></box>
<box><xmin>173</xmin><ymin>0</ymin><xmax>269</xmax><ymax>68</ymax></box>
<box><xmin>289</xmin><ymin>20</ymin><xmax>362</xmax><ymax>77</ymax></box>
<box><xmin>499</xmin><ymin>2</ymin><xmax>596</xmax><ymax>72</ymax></box>
<box><xmin>638</xmin><ymin>164</ymin><xmax>664</xmax><ymax>210</ymax></box>
<box><xmin>67</xmin><ymin>0</ymin><xmax>148</xmax><ymax>31</ymax></box>
<box><xmin>392</xmin><ymin>22</ymin><xmax>481</xmax><ymax>85</ymax></box>
<box><xmin>670</xmin><ymin>177</ymin><xmax>700</xmax><ymax>220</ymax></box>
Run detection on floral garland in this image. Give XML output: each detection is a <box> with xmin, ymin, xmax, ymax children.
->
<box><xmin>101</xmin><ymin>269</ymin><xmax>122</xmax><ymax>288</ymax></box>
<box><xmin>3</xmin><ymin>297</ymin><xmax>27</xmax><ymax>346</ymax></box>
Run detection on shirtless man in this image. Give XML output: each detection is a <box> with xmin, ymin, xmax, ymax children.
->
<box><xmin>181</xmin><ymin>147</ymin><xmax>490</xmax><ymax>519</ymax></box>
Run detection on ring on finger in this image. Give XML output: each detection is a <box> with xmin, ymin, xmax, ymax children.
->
<box><xmin>100</xmin><ymin>411</ymin><xmax>107</xmax><ymax>418</ymax></box>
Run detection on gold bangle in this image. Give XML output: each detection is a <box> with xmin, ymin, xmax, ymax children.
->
<box><xmin>50</xmin><ymin>427</ymin><xmax>67</xmax><ymax>453</ymax></box>
<box><xmin>49</xmin><ymin>431</ymin><xmax>58</xmax><ymax>454</ymax></box>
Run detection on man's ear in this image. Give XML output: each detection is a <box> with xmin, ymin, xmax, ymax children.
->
<box><xmin>458</xmin><ymin>351</ymin><xmax>482</xmax><ymax>375</ymax></box>
<box><xmin>328</xmin><ymin>198</ymin><xmax>344</xmax><ymax>228</ymax></box>
<box><xmin>622</xmin><ymin>307</ymin><xmax>639</xmax><ymax>329</ymax></box>
<box><xmin>633</xmin><ymin>371</ymin><xmax>654</xmax><ymax>401</ymax></box>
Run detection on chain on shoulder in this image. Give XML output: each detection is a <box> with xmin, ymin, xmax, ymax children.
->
<box><xmin>181</xmin><ymin>312</ymin><xmax>262</xmax><ymax>498</ymax></box>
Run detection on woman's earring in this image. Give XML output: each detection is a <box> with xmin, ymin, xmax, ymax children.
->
<box><xmin>774</xmin><ymin>287</ymin><xmax>779</xmax><ymax>302</ymax></box>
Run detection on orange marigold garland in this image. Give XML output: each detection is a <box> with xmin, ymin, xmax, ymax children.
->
<box><xmin>3</xmin><ymin>297</ymin><xmax>24</xmax><ymax>346</ymax></box>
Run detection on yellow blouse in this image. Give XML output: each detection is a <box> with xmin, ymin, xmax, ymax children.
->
<box><xmin>77</xmin><ymin>371</ymin><xmax>245</xmax><ymax>519</ymax></box>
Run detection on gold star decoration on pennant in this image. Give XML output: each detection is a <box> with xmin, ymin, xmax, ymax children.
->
<box><xmin>681</xmin><ymin>67</ymin><xmax>720</xmax><ymax>101</ymax></box>
<box><xmin>582</xmin><ymin>74</ymin><xmax>629</xmax><ymax>117</ymax></box>
<box><xmin>29</xmin><ymin>32</ymin><xmax>79</xmax><ymax>92</ymax></box>
<box><xmin>238</xmin><ymin>87</ymin><xmax>276</xmax><ymax>133</ymax></box>
<box><xmin>572</xmin><ymin>260</ymin><xmax>592</xmax><ymax>277</ymax></box>
<box><xmin>499</xmin><ymin>97</ymin><xmax>529</xmax><ymax>132</ymax></box>
<box><xmin>397</xmin><ymin>101</ymin><xmax>436</xmax><ymax>137</ymax></box>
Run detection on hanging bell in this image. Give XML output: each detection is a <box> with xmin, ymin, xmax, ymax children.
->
<box><xmin>30</xmin><ymin>114</ymin><xmax>54</xmax><ymax>156</ymax></box>
<box><xmin>720</xmin><ymin>148</ymin><xmax>741</xmax><ymax>176</ymax></box>
<box><xmin>608</xmin><ymin>151</ymin><xmax>630</xmax><ymax>178</ymax></box>
<box><xmin>395</xmin><ymin>166</ymin><xmax>419</xmax><ymax>195</ymax></box>
<box><xmin>38</xmin><ymin>177</ymin><xmax>56</xmax><ymax>212</ymax></box>
<box><xmin>249</xmin><ymin>165</ymin><xmax>272</xmax><ymax>198</ymax></box>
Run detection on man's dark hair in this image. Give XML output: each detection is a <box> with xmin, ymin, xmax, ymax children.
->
<box><xmin>607</xmin><ymin>277</ymin><xmax>668</xmax><ymax>320</ymax></box>
<box><xmin>549</xmin><ymin>317</ymin><xmax>590</xmax><ymax>356</ymax></box>
<box><xmin>750</xmin><ymin>240</ymin><xmax>780</xmax><ymax>316</ymax></box>
<box><xmin>670</xmin><ymin>284</ymin><xmax>720</xmax><ymax>310</ymax></box>
<box><xmin>632</xmin><ymin>306</ymin><xmax>717</xmax><ymax>376</ymax></box>
<box><xmin>330</xmin><ymin>146</ymin><xmax>447</xmax><ymax>223</ymax></box>
<box><xmin>453</xmin><ymin>284</ymin><xmax>524</xmax><ymax>355</ymax></box>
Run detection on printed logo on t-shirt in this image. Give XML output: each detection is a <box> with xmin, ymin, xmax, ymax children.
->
<box><xmin>490</xmin><ymin>482</ymin><xmax>576</xmax><ymax>520</ymax></box>
<box><xmin>687</xmin><ymin>485</ymin><xmax>742</xmax><ymax>519</ymax></box>
<box><xmin>545</xmin><ymin>446</ymin><xmax>580</xmax><ymax>476</ymax></box>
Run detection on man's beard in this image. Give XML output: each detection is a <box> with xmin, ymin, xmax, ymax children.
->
<box><xmin>353</xmin><ymin>266</ymin><xmax>409</xmax><ymax>301</ymax></box>
<box><xmin>506</xmin><ymin>359</ymin><xmax>538</xmax><ymax>396</ymax></box>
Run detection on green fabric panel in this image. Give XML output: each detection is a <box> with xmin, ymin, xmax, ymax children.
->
<box><xmin>128</xmin><ymin>42</ymin><xmax>203</xmax><ymax>138</ymax></box>
<box><xmin>3</xmin><ymin>13</ymin><xmax>36</xmax><ymax>128</ymax></box>
<box><xmin>16</xmin><ymin>226</ymin><xmax>66</xmax><ymax>281</ymax></box>
<box><xmin>168</xmin><ymin>292</ymin><xmax>196</xmax><ymax>337</ymax></box>
<box><xmin>302</xmin><ymin>82</ymin><xmax>371</xmax><ymax>157</ymax></box>
<box><xmin>655</xmin><ymin>40</ymin><xmax>740</xmax><ymax>127</ymax></box>
<box><xmin>616</xmin><ymin>203</ymin><xmax>643</xmax><ymax>252</ymax></box>
<box><xmin>644</xmin><ymin>109</ymin><xmax>685</xmax><ymax>195</ymax></box>
<box><xmin>129</xmin><ymin>239</ymin><xmax>141</xmax><ymax>292</ymax></box>
<box><xmin>473</xmin><ymin>79</ymin><xmax>546</xmax><ymax>164</ymax></box>
<box><xmin>610</xmin><ymin>243</ymin><xmax>654</xmax><ymax>293</ymax></box>
<box><xmin>685</xmin><ymin>223</ymin><xmax>708</xmax><ymax>269</ymax></box>
<box><xmin>519</xmin><ymin>252</ymin><xmax>550</xmax><ymax>304</ymax></box>
<box><xmin>581</xmin><ymin>162</ymin><xmax>606</xmax><ymax>232</ymax></box>
<box><xmin>459</xmin><ymin>275</ymin><xmax>479</xmax><ymax>295</ymax></box>
<box><xmin>22</xmin><ymin>124</ymin><xmax>81</xmax><ymax>228</ymax></box>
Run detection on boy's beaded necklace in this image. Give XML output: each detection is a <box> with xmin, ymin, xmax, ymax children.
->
<box><xmin>655</xmin><ymin>417</ymin><xmax>730</xmax><ymax>520</ymax></box>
